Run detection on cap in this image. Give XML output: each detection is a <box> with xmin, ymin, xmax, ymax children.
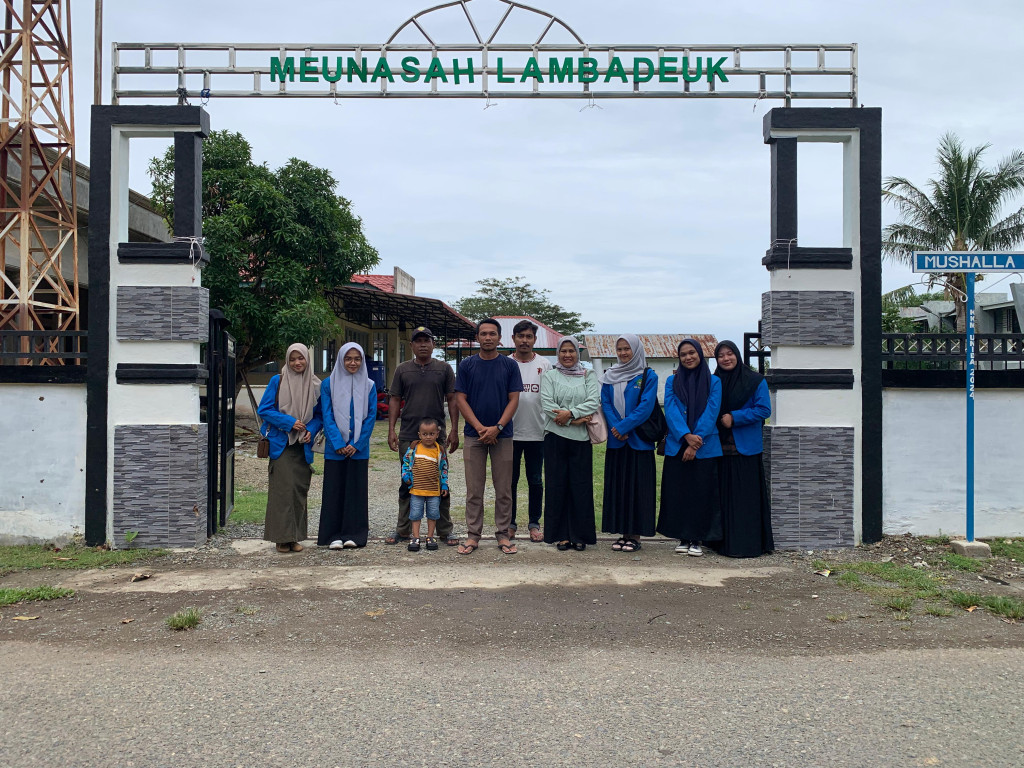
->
<box><xmin>411</xmin><ymin>326</ymin><xmax>434</xmax><ymax>340</ymax></box>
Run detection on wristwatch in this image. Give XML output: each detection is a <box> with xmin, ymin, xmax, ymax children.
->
<box><xmin>496</xmin><ymin>423</ymin><xmax>505</xmax><ymax>431</ymax></box>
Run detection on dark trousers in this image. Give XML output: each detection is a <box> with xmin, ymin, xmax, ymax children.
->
<box><xmin>317</xmin><ymin>459</ymin><xmax>369</xmax><ymax>547</ymax></box>
<box><xmin>395</xmin><ymin>436</ymin><xmax>453</xmax><ymax>539</ymax></box>
<box><xmin>511</xmin><ymin>440</ymin><xmax>544</xmax><ymax>530</ymax></box>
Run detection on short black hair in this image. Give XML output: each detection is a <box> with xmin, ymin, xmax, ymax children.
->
<box><xmin>512</xmin><ymin>319</ymin><xmax>538</xmax><ymax>336</ymax></box>
<box><xmin>476</xmin><ymin>318</ymin><xmax>501</xmax><ymax>335</ymax></box>
<box><xmin>418</xmin><ymin>417</ymin><xmax>440</xmax><ymax>431</ymax></box>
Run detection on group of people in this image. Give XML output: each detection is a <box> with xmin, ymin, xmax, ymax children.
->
<box><xmin>257</xmin><ymin>318</ymin><xmax>773</xmax><ymax>559</ymax></box>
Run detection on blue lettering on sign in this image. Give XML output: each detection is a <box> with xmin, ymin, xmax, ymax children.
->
<box><xmin>914</xmin><ymin>252</ymin><xmax>1024</xmax><ymax>272</ymax></box>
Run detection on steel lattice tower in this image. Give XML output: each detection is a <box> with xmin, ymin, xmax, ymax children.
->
<box><xmin>0</xmin><ymin>0</ymin><xmax>78</xmax><ymax>352</ymax></box>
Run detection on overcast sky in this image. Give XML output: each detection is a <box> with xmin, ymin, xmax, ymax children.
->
<box><xmin>72</xmin><ymin>0</ymin><xmax>1024</xmax><ymax>346</ymax></box>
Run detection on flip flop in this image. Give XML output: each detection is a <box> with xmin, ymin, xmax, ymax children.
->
<box><xmin>499</xmin><ymin>541</ymin><xmax>518</xmax><ymax>555</ymax></box>
<box><xmin>445</xmin><ymin>535</ymin><xmax>460</xmax><ymax>547</ymax></box>
<box><xmin>457</xmin><ymin>541</ymin><xmax>479</xmax><ymax>555</ymax></box>
<box><xmin>529</xmin><ymin>528</ymin><xmax>544</xmax><ymax>543</ymax></box>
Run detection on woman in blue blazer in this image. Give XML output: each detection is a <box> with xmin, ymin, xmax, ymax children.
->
<box><xmin>257</xmin><ymin>343</ymin><xmax>322</xmax><ymax>553</ymax></box>
<box><xmin>657</xmin><ymin>339</ymin><xmax>722</xmax><ymax>557</ymax></box>
<box><xmin>317</xmin><ymin>342</ymin><xmax>377</xmax><ymax>549</ymax></box>
<box><xmin>712</xmin><ymin>340</ymin><xmax>773</xmax><ymax>557</ymax></box>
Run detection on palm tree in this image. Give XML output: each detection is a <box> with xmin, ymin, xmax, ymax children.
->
<box><xmin>882</xmin><ymin>133</ymin><xmax>1024</xmax><ymax>331</ymax></box>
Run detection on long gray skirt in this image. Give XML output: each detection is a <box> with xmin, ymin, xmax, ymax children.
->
<box><xmin>263</xmin><ymin>443</ymin><xmax>312</xmax><ymax>544</ymax></box>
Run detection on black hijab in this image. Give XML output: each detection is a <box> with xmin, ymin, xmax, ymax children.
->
<box><xmin>713</xmin><ymin>340</ymin><xmax>764</xmax><ymax>414</ymax></box>
<box><xmin>672</xmin><ymin>339</ymin><xmax>711</xmax><ymax>432</ymax></box>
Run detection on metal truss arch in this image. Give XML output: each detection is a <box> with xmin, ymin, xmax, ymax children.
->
<box><xmin>386</xmin><ymin>0</ymin><xmax>585</xmax><ymax>47</ymax></box>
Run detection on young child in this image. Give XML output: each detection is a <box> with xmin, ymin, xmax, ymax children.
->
<box><xmin>401</xmin><ymin>418</ymin><xmax>450</xmax><ymax>552</ymax></box>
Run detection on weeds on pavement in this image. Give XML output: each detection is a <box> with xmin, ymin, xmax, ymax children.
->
<box><xmin>0</xmin><ymin>543</ymin><xmax>165</xmax><ymax>573</ymax></box>
<box><xmin>166</xmin><ymin>607</ymin><xmax>203</xmax><ymax>630</ymax></box>
<box><xmin>0</xmin><ymin>586</ymin><xmax>74</xmax><ymax>607</ymax></box>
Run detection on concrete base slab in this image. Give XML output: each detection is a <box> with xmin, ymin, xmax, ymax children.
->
<box><xmin>951</xmin><ymin>539</ymin><xmax>992</xmax><ymax>558</ymax></box>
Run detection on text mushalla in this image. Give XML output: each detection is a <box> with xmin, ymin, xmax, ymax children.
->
<box><xmin>269</xmin><ymin>55</ymin><xmax>730</xmax><ymax>86</ymax></box>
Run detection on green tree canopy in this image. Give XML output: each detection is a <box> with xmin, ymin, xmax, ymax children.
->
<box><xmin>882</xmin><ymin>132</ymin><xmax>1024</xmax><ymax>330</ymax></box>
<box><xmin>148</xmin><ymin>131</ymin><xmax>379</xmax><ymax>380</ymax></box>
<box><xmin>453</xmin><ymin>276</ymin><xmax>594</xmax><ymax>337</ymax></box>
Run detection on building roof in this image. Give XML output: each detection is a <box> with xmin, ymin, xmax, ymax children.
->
<box><xmin>350</xmin><ymin>274</ymin><xmax>395</xmax><ymax>293</ymax></box>
<box><xmin>324</xmin><ymin>285</ymin><xmax>477</xmax><ymax>342</ymax></box>
<box><xmin>492</xmin><ymin>316</ymin><xmax>565</xmax><ymax>349</ymax></box>
<box><xmin>584</xmin><ymin>334</ymin><xmax>719</xmax><ymax>359</ymax></box>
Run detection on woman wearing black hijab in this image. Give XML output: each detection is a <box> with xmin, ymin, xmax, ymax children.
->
<box><xmin>657</xmin><ymin>339</ymin><xmax>722</xmax><ymax>556</ymax></box>
<box><xmin>712</xmin><ymin>340</ymin><xmax>773</xmax><ymax>557</ymax></box>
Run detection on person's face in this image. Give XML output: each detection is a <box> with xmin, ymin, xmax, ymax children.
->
<box><xmin>343</xmin><ymin>349</ymin><xmax>362</xmax><ymax>374</ymax></box>
<box><xmin>678</xmin><ymin>343</ymin><xmax>700</xmax><ymax>370</ymax></box>
<box><xmin>411</xmin><ymin>336</ymin><xmax>434</xmax><ymax>359</ymax></box>
<box><xmin>616</xmin><ymin>339</ymin><xmax>633</xmax><ymax>364</ymax></box>
<box><xmin>716</xmin><ymin>346</ymin><xmax>738</xmax><ymax>371</ymax></box>
<box><xmin>558</xmin><ymin>342</ymin><xmax>578</xmax><ymax>368</ymax></box>
<box><xmin>514</xmin><ymin>330</ymin><xmax>536</xmax><ymax>355</ymax></box>
<box><xmin>288</xmin><ymin>350</ymin><xmax>307</xmax><ymax>374</ymax></box>
<box><xmin>477</xmin><ymin>324</ymin><xmax>500</xmax><ymax>351</ymax></box>
<box><xmin>418</xmin><ymin>423</ymin><xmax>439</xmax><ymax>447</ymax></box>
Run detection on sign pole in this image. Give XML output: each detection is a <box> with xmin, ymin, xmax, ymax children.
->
<box><xmin>965</xmin><ymin>274</ymin><xmax>975</xmax><ymax>542</ymax></box>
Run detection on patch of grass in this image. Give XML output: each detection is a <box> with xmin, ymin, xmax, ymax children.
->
<box><xmin>942</xmin><ymin>553</ymin><xmax>986</xmax><ymax>572</ymax></box>
<box><xmin>826</xmin><ymin>613</ymin><xmax>848</xmax><ymax>623</ymax></box>
<box><xmin>945</xmin><ymin>591</ymin><xmax>983</xmax><ymax>610</ymax></box>
<box><xmin>235</xmin><ymin>605</ymin><xmax>260</xmax><ymax>616</ymax></box>
<box><xmin>166</xmin><ymin>607</ymin><xmax>202</xmax><ymax>630</ymax></box>
<box><xmin>988</xmin><ymin>538</ymin><xmax>1024</xmax><ymax>561</ymax></box>
<box><xmin>883</xmin><ymin>595</ymin><xmax>914</xmax><ymax>612</ymax></box>
<box><xmin>921</xmin><ymin>535</ymin><xmax>951</xmax><ymax>546</ymax></box>
<box><xmin>832</xmin><ymin>561</ymin><xmax>943</xmax><ymax>600</ymax></box>
<box><xmin>0</xmin><ymin>543</ymin><xmax>166</xmax><ymax>573</ymax></box>
<box><xmin>230</xmin><ymin>489</ymin><xmax>268</xmax><ymax>525</ymax></box>
<box><xmin>925</xmin><ymin>605</ymin><xmax>953</xmax><ymax>617</ymax></box>
<box><xmin>736</xmin><ymin>602</ymin><xmax>751</xmax><ymax>610</ymax></box>
<box><xmin>0</xmin><ymin>585</ymin><xmax>74</xmax><ymax>607</ymax></box>
<box><xmin>836</xmin><ymin>571</ymin><xmax>864</xmax><ymax>588</ymax></box>
<box><xmin>811</xmin><ymin>559</ymin><xmax>829</xmax><ymax>571</ymax></box>
<box><xmin>981</xmin><ymin>595</ymin><xmax>1024</xmax><ymax>620</ymax></box>
<box><xmin>892</xmin><ymin>612</ymin><xmax>911</xmax><ymax>622</ymax></box>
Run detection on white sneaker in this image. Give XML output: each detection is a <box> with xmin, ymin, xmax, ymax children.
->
<box><xmin>328</xmin><ymin>540</ymin><xmax>344</xmax><ymax>550</ymax></box>
<box><xmin>675</xmin><ymin>541</ymin><xmax>689</xmax><ymax>554</ymax></box>
<box><xmin>688</xmin><ymin>543</ymin><xmax>704</xmax><ymax>557</ymax></box>
<box><xmin>342</xmin><ymin>540</ymin><xmax>357</xmax><ymax>548</ymax></box>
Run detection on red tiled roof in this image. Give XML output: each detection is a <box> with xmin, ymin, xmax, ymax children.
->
<box><xmin>351</xmin><ymin>274</ymin><xmax>395</xmax><ymax>293</ymax></box>
<box><xmin>492</xmin><ymin>316</ymin><xmax>565</xmax><ymax>349</ymax></box>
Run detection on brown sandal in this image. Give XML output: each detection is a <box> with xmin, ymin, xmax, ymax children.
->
<box><xmin>457</xmin><ymin>540</ymin><xmax>479</xmax><ymax>555</ymax></box>
<box><xmin>275</xmin><ymin>544</ymin><xmax>291</xmax><ymax>553</ymax></box>
<box><xmin>290</xmin><ymin>542</ymin><xmax>304</xmax><ymax>552</ymax></box>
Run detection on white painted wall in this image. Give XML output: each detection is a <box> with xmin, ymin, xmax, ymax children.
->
<box><xmin>0</xmin><ymin>384</ymin><xmax>87</xmax><ymax>544</ymax></box>
<box><xmin>883</xmin><ymin>388</ymin><xmax>1024</xmax><ymax>537</ymax></box>
<box><xmin>590</xmin><ymin>356</ymin><xmax>671</xmax><ymax>404</ymax></box>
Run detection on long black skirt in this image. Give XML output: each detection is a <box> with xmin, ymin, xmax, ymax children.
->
<box><xmin>542</xmin><ymin>433</ymin><xmax>596</xmax><ymax>546</ymax></box>
<box><xmin>601</xmin><ymin>445</ymin><xmax>656</xmax><ymax>537</ymax></box>
<box><xmin>317</xmin><ymin>459</ymin><xmax>369</xmax><ymax>547</ymax></box>
<box><xmin>657</xmin><ymin>454</ymin><xmax>722</xmax><ymax>543</ymax></box>
<box><xmin>715</xmin><ymin>453</ymin><xmax>774</xmax><ymax>558</ymax></box>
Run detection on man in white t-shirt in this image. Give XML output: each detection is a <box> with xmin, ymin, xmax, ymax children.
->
<box><xmin>508</xmin><ymin>319</ymin><xmax>552</xmax><ymax>542</ymax></box>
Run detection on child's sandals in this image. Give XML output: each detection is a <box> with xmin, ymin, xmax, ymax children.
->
<box><xmin>425</xmin><ymin>537</ymin><xmax>438</xmax><ymax>551</ymax></box>
<box><xmin>407</xmin><ymin>538</ymin><xmax>421</xmax><ymax>552</ymax></box>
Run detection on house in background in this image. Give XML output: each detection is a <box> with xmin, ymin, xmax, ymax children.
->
<box><xmin>583</xmin><ymin>334</ymin><xmax>719</xmax><ymax>403</ymax></box>
<box><xmin>492</xmin><ymin>315</ymin><xmax>565</xmax><ymax>356</ymax></box>
<box><xmin>900</xmin><ymin>285</ymin><xmax>1024</xmax><ymax>334</ymax></box>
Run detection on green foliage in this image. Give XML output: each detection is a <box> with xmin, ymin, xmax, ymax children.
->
<box><xmin>166</xmin><ymin>607</ymin><xmax>203</xmax><ymax>631</ymax></box>
<box><xmin>941</xmin><ymin>553</ymin><xmax>986</xmax><ymax>572</ymax></box>
<box><xmin>230</xmin><ymin>486</ymin><xmax>268</xmax><ymax>525</ymax></box>
<box><xmin>988</xmin><ymin>538</ymin><xmax>1024</xmax><ymax>560</ymax></box>
<box><xmin>0</xmin><ymin>543</ymin><xmax>166</xmax><ymax>572</ymax></box>
<box><xmin>882</xmin><ymin>133</ymin><xmax>1024</xmax><ymax>330</ymax></box>
<box><xmin>148</xmin><ymin>131</ymin><xmax>379</xmax><ymax>376</ymax></box>
<box><xmin>454</xmin><ymin>276</ymin><xmax>594</xmax><ymax>337</ymax></box>
<box><xmin>0</xmin><ymin>586</ymin><xmax>74</xmax><ymax>607</ymax></box>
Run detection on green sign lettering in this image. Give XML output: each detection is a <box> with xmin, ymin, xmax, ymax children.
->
<box><xmin>270</xmin><ymin>56</ymin><xmax>295</xmax><ymax>82</ymax></box>
<box><xmin>497</xmin><ymin>57</ymin><xmax>514</xmax><ymax>83</ymax></box>
<box><xmin>401</xmin><ymin>56</ymin><xmax>421</xmax><ymax>82</ymax></box>
<box><xmin>658</xmin><ymin>57</ymin><xmax>678</xmax><ymax>83</ymax></box>
<box><xmin>521</xmin><ymin>56</ymin><xmax>542</xmax><ymax>83</ymax></box>
<box><xmin>604</xmin><ymin>56</ymin><xmax>627</xmax><ymax>83</ymax></box>
<box><xmin>452</xmin><ymin>58</ymin><xmax>475</xmax><ymax>84</ymax></box>
<box><xmin>423</xmin><ymin>57</ymin><xmax>448</xmax><ymax>83</ymax></box>
<box><xmin>681</xmin><ymin>56</ymin><xmax>703</xmax><ymax>83</ymax></box>
<box><xmin>347</xmin><ymin>57</ymin><xmax>368</xmax><ymax>83</ymax></box>
<box><xmin>578</xmin><ymin>57</ymin><xmax>599</xmax><ymax>84</ymax></box>
<box><xmin>633</xmin><ymin>57</ymin><xmax>654</xmax><ymax>83</ymax></box>
<box><xmin>548</xmin><ymin>57</ymin><xmax>574</xmax><ymax>82</ymax></box>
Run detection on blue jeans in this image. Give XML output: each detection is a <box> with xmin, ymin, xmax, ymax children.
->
<box><xmin>409</xmin><ymin>494</ymin><xmax>441</xmax><ymax>522</ymax></box>
<box><xmin>511</xmin><ymin>440</ymin><xmax>544</xmax><ymax>530</ymax></box>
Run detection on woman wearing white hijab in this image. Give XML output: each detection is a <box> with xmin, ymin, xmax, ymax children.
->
<box><xmin>317</xmin><ymin>342</ymin><xmax>377</xmax><ymax>549</ymax></box>
<box><xmin>598</xmin><ymin>334</ymin><xmax>659</xmax><ymax>553</ymax></box>
<box><xmin>257</xmin><ymin>343</ymin><xmax>322</xmax><ymax>553</ymax></box>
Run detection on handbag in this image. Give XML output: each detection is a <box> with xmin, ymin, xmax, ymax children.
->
<box><xmin>310</xmin><ymin>431</ymin><xmax>326</xmax><ymax>454</ymax></box>
<box><xmin>256</xmin><ymin>435</ymin><xmax>270</xmax><ymax>459</ymax></box>
<box><xmin>634</xmin><ymin>367</ymin><xmax>667</xmax><ymax>444</ymax></box>
<box><xmin>584</xmin><ymin>371</ymin><xmax>608</xmax><ymax>444</ymax></box>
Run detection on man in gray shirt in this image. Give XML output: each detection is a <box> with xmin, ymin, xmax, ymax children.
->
<box><xmin>385</xmin><ymin>326</ymin><xmax>460</xmax><ymax>546</ymax></box>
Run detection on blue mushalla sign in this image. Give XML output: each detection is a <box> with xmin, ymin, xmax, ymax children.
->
<box><xmin>912</xmin><ymin>251</ymin><xmax>1024</xmax><ymax>543</ymax></box>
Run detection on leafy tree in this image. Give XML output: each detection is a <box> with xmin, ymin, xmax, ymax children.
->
<box><xmin>148</xmin><ymin>131</ymin><xmax>379</xmax><ymax>383</ymax></box>
<box><xmin>881</xmin><ymin>288</ymin><xmax>948</xmax><ymax>333</ymax></box>
<box><xmin>882</xmin><ymin>132</ymin><xmax>1024</xmax><ymax>331</ymax></box>
<box><xmin>454</xmin><ymin>276</ymin><xmax>594</xmax><ymax>336</ymax></box>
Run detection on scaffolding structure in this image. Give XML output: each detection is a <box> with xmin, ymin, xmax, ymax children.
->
<box><xmin>0</xmin><ymin>0</ymin><xmax>78</xmax><ymax>362</ymax></box>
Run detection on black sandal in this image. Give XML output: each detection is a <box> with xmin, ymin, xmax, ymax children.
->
<box><xmin>573</xmin><ymin>542</ymin><xmax>587</xmax><ymax>552</ymax></box>
<box><xmin>407</xmin><ymin>538</ymin><xmax>421</xmax><ymax>552</ymax></box>
<box><xmin>611</xmin><ymin>538</ymin><xmax>626</xmax><ymax>551</ymax></box>
<box><xmin>425</xmin><ymin>537</ymin><xmax>438</xmax><ymax>551</ymax></box>
<box><xmin>621</xmin><ymin>539</ymin><xmax>641</xmax><ymax>553</ymax></box>
<box><xmin>556</xmin><ymin>541</ymin><xmax>571</xmax><ymax>551</ymax></box>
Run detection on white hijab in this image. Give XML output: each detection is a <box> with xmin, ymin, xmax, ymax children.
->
<box><xmin>329</xmin><ymin>342</ymin><xmax>372</xmax><ymax>445</ymax></box>
<box><xmin>597</xmin><ymin>334</ymin><xmax>647</xmax><ymax>418</ymax></box>
<box><xmin>278</xmin><ymin>343</ymin><xmax>321</xmax><ymax>445</ymax></box>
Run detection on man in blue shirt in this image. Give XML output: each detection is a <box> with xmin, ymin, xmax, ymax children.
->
<box><xmin>454</xmin><ymin>318</ymin><xmax>522</xmax><ymax>554</ymax></box>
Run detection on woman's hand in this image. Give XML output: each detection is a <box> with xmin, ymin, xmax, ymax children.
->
<box><xmin>299</xmin><ymin>431</ymin><xmax>311</xmax><ymax>444</ymax></box>
<box><xmin>682</xmin><ymin>445</ymin><xmax>697</xmax><ymax>462</ymax></box>
<box><xmin>342</xmin><ymin>445</ymin><xmax>357</xmax><ymax>457</ymax></box>
<box><xmin>571</xmin><ymin>414</ymin><xmax>592</xmax><ymax>426</ymax></box>
<box><xmin>291</xmin><ymin>419</ymin><xmax>306</xmax><ymax>432</ymax></box>
<box><xmin>720</xmin><ymin>413</ymin><xmax>734</xmax><ymax>428</ymax></box>
<box><xmin>552</xmin><ymin>409</ymin><xmax>573</xmax><ymax>427</ymax></box>
<box><xmin>684</xmin><ymin>433</ymin><xmax>703</xmax><ymax>450</ymax></box>
<box><xmin>610</xmin><ymin>426</ymin><xmax>629</xmax><ymax>441</ymax></box>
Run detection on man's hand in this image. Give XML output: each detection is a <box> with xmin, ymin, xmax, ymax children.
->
<box><xmin>446</xmin><ymin>432</ymin><xmax>460</xmax><ymax>453</ymax></box>
<box><xmin>682</xmin><ymin>445</ymin><xmax>697</xmax><ymax>462</ymax></box>
<box><xmin>477</xmin><ymin>426</ymin><xmax>500</xmax><ymax>445</ymax></box>
<box><xmin>684</xmin><ymin>433</ymin><xmax>703</xmax><ymax>450</ymax></box>
<box><xmin>387</xmin><ymin>429</ymin><xmax>399</xmax><ymax>452</ymax></box>
<box><xmin>720</xmin><ymin>413</ymin><xmax>734</xmax><ymax>429</ymax></box>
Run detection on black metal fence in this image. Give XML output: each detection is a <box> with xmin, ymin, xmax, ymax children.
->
<box><xmin>0</xmin><ymin>330</ymin><xmax>87</xmax><ymax>365</ymax></box>
<box><xmin>743</xmin><ymin>327</ymin><xmax>770</xmax><ymax>375</ymax></box>
<box><xmin>882</xmin><ymin>333</ymin><xmax>1024</xmax><ymax>370</ymax></box>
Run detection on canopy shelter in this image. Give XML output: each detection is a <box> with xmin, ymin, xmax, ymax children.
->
<box><xmin>324</xmin><ymin>284</ymin><xmax>476</xmax><ymax>345</ymax></box>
